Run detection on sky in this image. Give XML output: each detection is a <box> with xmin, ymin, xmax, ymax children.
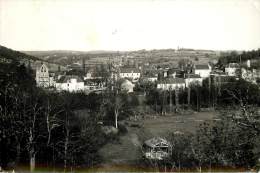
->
<box><xmin>0</xmin><ymin>0</ymin><xmax>260</xmax><ymax>51</ymax></box>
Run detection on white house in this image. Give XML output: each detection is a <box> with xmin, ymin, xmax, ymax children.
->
<box><xmin>225</xmin><ymin>63</ymin><xmax>240</xmax><ymax>76</ymax></box>
<box><xmin>194</xmin><ymin>64</ymin><xmax>212</xmax><ymax>78</ymax></box>
<box><xmin>143</xmin><ymin>74</ymin><xmax>158</xmax><ymax>82</ymax></box>
<box><xmin>157</xmin><ymin>78</ymin><xmax>185</xmax><ymax>90</ymax></box>
<box><xmin>56</xmin><ymin>75</ymin><xmax>84</xmax><ymax>92</ymax></box>
<box><xmin>35</xmin><ymin>63</ymin><xmax>51</xmax><ymax>88</ymax></box>
<box><xmin>121</xmin><ymin>79</ymin><xmax>135</xmax><ymax>93</ymax></box>
<box><xmin>84</xmin><ymin>79</ymin><xmax>105</xmax><ymax>92</ymax></box>
<box><xmin>167</xmin><ymin>68</ymin><xmax>181</xmax><ymax>78</ymax></box>
<box><xmin>185</xmin><ymin>74</ymin><xmax>203</xmax><ymax>87</ymax></box>
<box><xmin>119</xmin><ymin>68</ymin><xmax>141</xmax><ymax>81</ymax></box>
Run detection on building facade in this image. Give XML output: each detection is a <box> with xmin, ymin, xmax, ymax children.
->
<box><xmin>225</xmin><ymin>63</ymin><xmax>240</xmax><ymax>76</ymax></box>
<box><xmin>35</xmin><ymin>64</ymin><xmax>50</xmax><ymax>88</ymax></box>
<box><xmin>56</xmin><ymin>75</ymin><xmax>84</xmax><ymax>92</ymax></box>
<box><xmin>157</xmin><ymin>78</ymin><xmax>185</xmax><ymax>90</ymax></box>
<box><xmin>185</xmin><ymin>74</ymin><xmax>203</xmax><ymax>87</ymax></box>
<box><xmin>119</xmin><ymin>68</ymin><xmax>141</xmax><ymax>81</ymax></box>
<box><xmin>194</xmin><ymin>64</ymin><xmax>211</xmax><ymax>78</ymax></box>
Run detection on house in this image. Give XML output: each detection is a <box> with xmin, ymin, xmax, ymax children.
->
<box><xmin>119</xmin><ymin>68</ymin><xmax>141</xmax><ymax>81</ymax></box>
<box><xmin>194</xmin><ymin>64</ymin><xmax>212</xmax><ymax>78</ymax></box>
<box><xmin>143</xmin><ymin>137</ymin><xmax>172</xmax><ymax>160</ymax></box>
<box><xmin>84</xmin><ymin>79</ymin><xmax>105</xmax><ymax>92</ymax></box>
<box><xmin>225</xmin><ymin>63</ymin><xmax>240</xmax><ymax>76</ymax></box>
<box><xmin>210</xmin><ymin>72</ymin><xmax>236</xmax><ymax>86</ymax></box>
<box><xmin>157</xmin><ymin>69</ymin><xmax>168</xmax><ymax>80</ymax></box>
<box><xmin>84</xmin><ymin>68</ymin><xmax>106</xmax><ymax>80</ymax></box>
<box><xmin>167</xmin><ymin>68</ymin><xmax>182</xmax><ymax>78</ymax></box>
<box><xmin>120</xmin><ymin>79</ymin><xmax>135</xmax><ymax>93</ymax></box>
<box><xmin>35</xmin><ymin>63</ymin><xmax>51</xmax><ymax>88</ymax></box>
<box><xmin>56</xmin><ymin>75</ymin><xmax>84</xmax><ymax>92</ymax></box>
<box><xmin>157</xmin><ymin>78</ymin><xmax>185</xmax><ymax>90</ymax></box>
<box><xmin>185</xmin><ymin>74</ymin><xmax>203</xmax><ymax>87</ymax></box>
<box><xmin>142</xmin><ymin>74</ymin><xmax>158</xmax><ymax>82</ymax></box>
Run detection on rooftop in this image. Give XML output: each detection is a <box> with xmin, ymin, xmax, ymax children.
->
<box><xmin>144</xmin><ymin>137</ymin><xmax>171</xmax><ymax>148</ymax></box>
<box><xmin>158</xmin><ymin>77</ymin><xmax>185</xmax><ymax>84</ymax></box>
<box><xmin>226</xmin><ymin>63</ymin><xmax>240</xmax><ymax>68</ymax></box>
<box><xmin>57</xmin><ymin>75</ymin><xmax>83</xmax><ymax>83</ymax></box>
<box><xmin>120</xmin><ymin>68</ymin><xmax>140</xmax><ymax>73</ymax></box>
<box><xmin>195</xmin><ymin>64</ymin><xmax>210</xmax><ymax>70</ymax></box>
<box><xmin>185</xmin><ymin>74</ymin><xmax>201</xmax><ymax>78</ymax></box>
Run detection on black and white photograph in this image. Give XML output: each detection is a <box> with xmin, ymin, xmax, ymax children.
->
<box><xmin>0</xmin><ymin>0</ymin><xmax>260</xmax><ymax>172</ymax></box>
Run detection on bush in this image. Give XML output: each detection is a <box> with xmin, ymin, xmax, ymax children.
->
<box><xmin>118</xmin><ymin>124</ymin><xmax>128</xmax><ymax>134</ymax></box>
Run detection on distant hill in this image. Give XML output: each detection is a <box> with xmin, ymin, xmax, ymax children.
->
<box><xmin>23</xmin><ymin>48</ymin><xmax>220</xmax><ymax>67</ymax></box>
<box><xmin>23</xmin><ymin>50</ymin><xmax>123</xmax><ymax>66</ymax></box>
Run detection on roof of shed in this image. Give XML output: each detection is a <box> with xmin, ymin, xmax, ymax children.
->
<box><xmin>144</xmin><ymin>137</ymin><xmax>171</xmax><ymax>148</ymax></box>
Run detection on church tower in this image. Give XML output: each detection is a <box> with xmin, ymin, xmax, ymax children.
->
<box><xmin>36</xmin><ymin>63</ymin><xmax>50</xmax><ymax>88</ymax></box>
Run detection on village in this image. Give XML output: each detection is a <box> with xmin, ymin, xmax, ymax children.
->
<box><xmin>1</xmin><ymin>44</ymin><xmax>260</xmax><ymax>172</ymax></box>
<box><xmin>32</xmin><ymin>50</ymin><xmax>260</xmax><ymax>167</ymax></box>
<box><xmin>35</xmin><ymin>52</ymin><xmax>260</xmax><ymax>94</ymax></box>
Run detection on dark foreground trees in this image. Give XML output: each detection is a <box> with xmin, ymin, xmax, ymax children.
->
<box><xmin>0</xmin><ymin>62</ymin><xmax>106</xmax><ymax>171</ymax></box>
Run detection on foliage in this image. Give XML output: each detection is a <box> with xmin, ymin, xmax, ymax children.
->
<box><xmin>217</xmin><ymin>49</ymin><xmax>260</xmax><ymax>69</ymax></box>
<box><xmin>0</xmin><ymin>45</ymin><xmax>40</xmax><ymax>61</ymax></box>
<box><xmin>0</xmin><ymin>62</ymin><xmax>107</xmax><ymax>171</ymax></box>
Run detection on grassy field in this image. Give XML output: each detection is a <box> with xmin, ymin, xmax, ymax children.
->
<box><xmin>98</xmin><ymin>111</ymin><xmax>218</xmax><ymax>167</ymax></box>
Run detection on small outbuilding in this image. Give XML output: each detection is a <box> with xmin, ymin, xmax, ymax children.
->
<box><xmin>143</xmin><ymin>137</ymin><xmax>172</xmax><ymax>160</ymax></box>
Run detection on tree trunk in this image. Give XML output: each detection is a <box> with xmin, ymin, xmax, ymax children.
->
<box><xmin>115</xmin><ymin>109</ymin><xmax>118</xmax><ymax>128</ymax></box>
<box><xmin>64</xmin><ymin>127</ymin><xmax>69</xmax><ymax>172</ymax></box>
<box><xmin>208</xmin><ymin>76</ymin><xmax>211</xmax><ymax>107</ymax></box>
<box><xmin>187</xmin><ymin>87</ymin><xmax>191</xmax><ymax>109</ymax></box>
<box><xmin>30</xmin><ymin>149</ymin><xmax>35</xmax><ymax>172</ymax></box>
<box><xmin>175</xmin><ymin>89</ymin><xmax>179</xmax><ymax>113</ymax></box>
<box><xmin>169</xmin><ymin>89</ymin><xmax>173</xmax><ymax>113</ymax></box>
<box><xmin>29</xmin><ymin>129</ymin><xmax>35</xmax><ymax>172</ymax></box>
<box><xmin>15</xmin><ymin>142</ymin><xmax>21</xmax><ymax>166</ymax></box>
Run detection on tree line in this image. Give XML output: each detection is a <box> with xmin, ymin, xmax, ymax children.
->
<box><xmin>217</xmin><ymin>49</ymin><xmax>260</xmax><ymax>69</ymax></box>
<box><xmin>137</xmin><ymin>77</ymin><xmax>260</xmax><ymax>115</ymax></box>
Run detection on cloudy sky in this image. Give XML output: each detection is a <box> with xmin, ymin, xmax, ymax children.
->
<box><xmin>0</xmin><ymin>0</ymin><xmax>260</xmax><ymax>51</ymax></box>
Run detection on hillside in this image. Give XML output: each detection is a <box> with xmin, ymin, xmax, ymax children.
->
<box><xmin>23</xmin><ymin>50</ymin><xmax>121</xmax><ymax>66</ymax></box>
<box><xmin>0</xmin><ymin>45</ymin><xmax>41</xmax><ymax>62</ymax></box>
<box><xmin>0</xmin><ymin>45</ymin><xmax>66</xmax><ymax>72</ymax></box>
